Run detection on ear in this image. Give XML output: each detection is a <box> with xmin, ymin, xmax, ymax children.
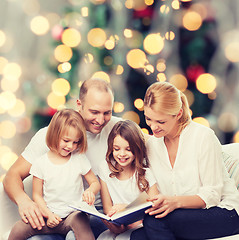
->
<box><xmin>76</xmin><ymin>99</ymin><xmax>82</xmax><ymax>112</ymax></box>
<box><xmin>176</xmin><ymin>108</ymin><xmax>183</xmax><ymax>120</ymax></box>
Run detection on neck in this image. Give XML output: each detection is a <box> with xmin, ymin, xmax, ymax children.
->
<box><xmin>118</xmin><ymin>164</ymin><xmax>135</xmax><ymax>180</ymax></box>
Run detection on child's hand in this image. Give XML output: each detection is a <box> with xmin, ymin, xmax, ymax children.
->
<box><xmin>82</xmin><ymin>189</ymin><xmax>95</xmax><ymax>206</ymax></box>
<box><xmin>46</xmin><ymin>213</ymin><xmax>62</xmax><ymax>228</ymax></box>
<box><xmin>107</xmin><ymin>204</ymin><xmax>127</xmax><ymax>217</ymax></box>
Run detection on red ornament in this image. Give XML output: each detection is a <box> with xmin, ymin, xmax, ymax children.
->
<box><xmin>186</xmin><ymin>64</ymin><xmax>205</xmax><ymax>82</ymax></box>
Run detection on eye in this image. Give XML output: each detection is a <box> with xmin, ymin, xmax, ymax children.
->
<box><xmin>63</xmin><ymin>139</ymin><xmax>69</xmax><ymax>143</ymax></box>
<box><xmin>113</xmin><ymin>147</ymin><xmax>119</xmax><ymax>151</ymax></box>
<box><xmin>157</xmin><ymin>121</ymin><xmax>165</xmax><ymax>124</ymax></box>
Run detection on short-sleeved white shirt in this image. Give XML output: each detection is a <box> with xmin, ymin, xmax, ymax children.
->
<box><xmin>22</xmin><ymin>116</ymin><xmax>121</xmax><ymax>175</ymax></box>
<box><xmin>147</xmin><ymin>121</ymin><xmax>239</xmax><ymax>214</ymax></box>
<box><xmin>98</xmin><ymin>162</ymin><xmax>156</xmax><ymax>205</ymax></box>
<box><xmin>30</xmin><ymin>152</ymin><xmax>91</xmax><ymax>218</ymax></box>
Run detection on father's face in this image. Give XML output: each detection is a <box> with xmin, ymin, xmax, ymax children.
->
<box><xmin>77</xmin><ymin>88</ymin><xmax>113</xmax><ymax>134</ymax></box>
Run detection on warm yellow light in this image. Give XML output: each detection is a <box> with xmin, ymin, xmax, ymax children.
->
<box><xmin>81</xmin><ymin>7</ymin><xmax>89</xmax><ymax>17</ymax></box>
<box><xmin>0</xmin><ymin>151</ymin><xmax>18</xmax><ymax>171</ymax></box>
<box><xmin>0</xmin><ymin>91</ymin><xmax>16</xmax><ymax>110</ymax></box>
<box><xmin>145</xmin><ymin>0</ymin><xmax>154</xmax><ymax>6</ymax></box>
<box><xmin>84</xmin><ymin>53</ymin><xmax>94</xmax><ymax>63</ymax></box>
<box><xmin>30</xmin><ymin>16</ymin><xmax>50</xmax><ymax>35</ymax></box>
<box><xmin>92</xmin><ymin>71</ymin><xmax>110</xmax><ymax>83</ymax></box>
<box><xmin>0</xmin><ymin>121</ymin><xmax>16</xmax><ymax>139</ymax></box>
<box><xmin>134</xmin><ymin>98</ymin><xmax>144</xmax><ymax>111</ymax></box>
<box><xmin>87</xmin><ymin>28</ymin><xmax>107</xmax><ymax>47</ymax></box>
<box><xmin>125</xmin><ymin>30</ymin><xmax>143</xmax><ymax>48</ymax></box>
<box><xmin>22</xmin><ymin>0</ymin><xmax>40</xmax><ymax>16</ymax></box>
<box><xmin>8</xmin><ymin>99</ymin><xmax>26</xmax><ymax>117</ymax></box>
<box><xmin>47</xmin><ymin>92</ymin><xmax>66</xmax><ymax>109</ymax></box>
<box><xmin>1</xmin><ymin>78</ymin><xmax>19</xmax><ymax>92</ymax></box>
<box><xmin>125</xmin><ymin>0</ymin><xmax>134</xmax><ymax>9</ymax></box>
<box><xmin>156</xmin><ymin>73</ymin><xmax>167</xmax><ymax>82</ymax></box>
<box><xmin>126</xmin><ymin>49</ymin><xmax>147</xmax><ymax>68</ymax></box>
<box><xmin>124</xmin><ymin>29</ymin><xmax>133</xmax><ymax>38</ymax></box>
<box><xmin>233</xmin><ymin>131</ymin><xmax>239</xmax><ymax>143</ymax></box>
<box><xmin>122</xmin><ymin>111</ymin><xmax>140</xmax><ymax>124</ymax></box>
<box><xmin>0</xmin><ymin>30</ymin><xmax>6</xmax><ymax>47</ymax></box>
<box><xmin>144</xmin><ymin>64</ymin><xmax>154</xmax><ymax>75</ymax></box>
<box><xmin>116</xmin><ymin>65</ymin><xmax>124</xmax><ymax>75</ymax></box>
<box><xmin>141</xmin><ymin>128</ymin><xmax>149</xmax><ymax>134</ymax></box>
<box><xmin>54</xmin><ymin>44</ymin><xmax>73</xmax><ymax>62</ymax></box>
<box><xmin>156</xmin><ymin>59</ymin><xmax>166</xmax><ymax>72</ymax></box>
<box><xmin>52</xmin><ymin>78</ymin><xmax>71</xmax><ymax>96</ymax></box>
<box><xmin>172</xmin><ymin>0</ymin><xmax>180</xmax><ymax>10</ymax></box>
<box><xmin>62</xmin><ymin>28</ymin><xmax>81</xmax><ymax>47</ymax></box>
<box><xmin>0</xmin><ymin>57</ymin><xmax>8</xmax><ymax>74</ymax></box>
<box><xmin>225</xmin><ymin>42</ymin><xmax>239</xmax><ymax>62</ymax></box>
<box><xmin>16</xmin><ymin>117</ymin><xmax>32</xmax><ymax>133</ymax></box>
<box><xmin>90</xmin><ymin>0</ymin><xmax>106</xmax><ymax>4</ymax></box>
<box><xmin>165</xmin><ymin>31</ymin><xmax>175</xmax><ymax>40</ymax></box>
<box><xmin>169</xmin><ymin>74</ymin><xmax>188</xmax><ymax>92</ymax></box>
<box><xmin>113</xmin><ymin>102</ymin><xmax>125</xmax><ymax>113</ymax></box>
<box><xmin>196</xmin><ymin>73</ymin><xmax>217</xmax><ymax>94</ymax></box>
<box><xmin>105</xmin><ymin>39</ymin><xmax>115</xmax><ymax>50</ymax></box>
<box><xmin>143</xmin><ymin>33</ymin><xmax>164</xmax><ymax>55</ymax></box>
<box><xmin>160</xmin><ymin>5</ymin><xmax>170</xmax><ymax>14</ymax></box>
<box><xmin>192</xmin><ymin>117</ymin><xmax>210</xmax><ymax>128</ymax></box>
<box><xmin>57</xmin><ymin>62</ymin><xmax>72</xmax><ymax>73</ymax></box>
<box><xmin>183</xmin><ymin>11</ymin><xmax>202</xmax><ymax>31</ymax></box>
<box><xmin>218</xmin><ymin>112</ymin><xmax>238</xmax><ymax>133</ymax></box>
<box><xmin>3</xmin><ymin>62</ymin><xmax>22</xmax><ymax>80</ymax></box>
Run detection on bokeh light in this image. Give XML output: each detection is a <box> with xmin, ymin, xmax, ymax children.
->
<box><xmin>52</xmin><ymin>78</ymin><xmax>71</xmax><ymax>96</ymax></box>
<box><xmin>122</xmin><ymin>111</ymin><xmax>140</xmax><ymax>124</ymax></box>
<box><xmin>183</xmin><ymin>11</ymin><xmax>202</xmax><ymax>31</ymax></box>
<box><xmin>0</xmin><ymin>91</ymin><xmax>17</xmax><ymax>110</ymax></box>
<box><xmin>134</xmin><ymin>98</ymin><xmax>144</xmax><ymax>111</ymax></box>
<box><xmin>3</xmin><ymin>62</ymin><xmax>22</xmax><ymax>80</ymax></box>
<box><xmin>30</xmin><ymin>16</ymin><xmax>50</xmax><ymax>35</ymax></box>
<box><xmin>61</xmin><ymin>28</ymin><xmax>81</xmax><ymax>47</ymax></box>
<box><xmin>218</xmin><ymin>112</ymin><xmax>238</xmax><ymax>133</ymax></box>
<box><xmin>8</xmin><ymin>99</ymin><xmax>26</xmax><ymax>117</ymax></box>
<box><xmin>114</xmin><ymin>102</ymin><xmax>125</xmax><ymax>113</ymax></box>
<box><xmin>196</xmin><ymin>73</ymin><xmax>217</xmax><ymax>94</ymax></box>
<box><xmin>54</xmin><ymin>44</ymin><xmax>73</xmax><ymax>62</ymax></box>
<box><xmin>47</xmin><ymin>92</ymin><xmax>66</xmax><ymax>109</ymax></box>
<box><xmin>233</xmin><ymin>131</ymin><xmax>239</xmax><ymax>143</ymax></box>
<box><xmin>87</xmin><ymin>28</ymin><xmax>107</xmax><ymax>47</ymax></box>
<box><xmin>0</xmin><ymin>121</ymin><xmax>16</xmax><ymax>139</ymax></box>
<box><xmin>169</xmin><ymin>74</ymin><xmax>188</xmax><ymax>92</ymax></box>
<box><xmin>0</xmin><ymin>151</ymin><xmax>18</xmax><ymax>171</ymax></box>
<box><xmin>193</xmin><ymin>117</ymin><xmax>210</xmax><ymax>128</ymax></box>
<box><xmin>92</xmin><ymin>71</ymin><xmax>110</xmax><ymax>82</ymax></box>
<box><xmin>0</xmin><ymin>30</ymin><xmax>6</xmax><ymax>47</ymax></box>
<box><xmin>143</xmin><ymin>33</ymin><xmax>164</xmax><ymax>55</ymax></box>
<box><xmin>126</xmin><ymin>49</ymin><xmax>147</xmax><ymax>68</ymax></box>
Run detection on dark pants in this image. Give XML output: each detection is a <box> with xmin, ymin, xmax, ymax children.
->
<box><xmin>130</xmin><ymin>207</ymin><xmax>239</xmax><ymax>240</ymax></box>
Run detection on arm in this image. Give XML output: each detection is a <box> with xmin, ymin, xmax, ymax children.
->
<box><xmin>33</xmin><ymin>176</ymin><xmax>61</xmax><ymax>228</ymax></box>
<box><xmin>82</xmin><ymin>169</ymin><xmax>101</xmax><ymax>205</ymax></box>
<box><xmin>3</xmin><ymin>155</ymin><xmax>45</xmax><ymax>229</ymax></box>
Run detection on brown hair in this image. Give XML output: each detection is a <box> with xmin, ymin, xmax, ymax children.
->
<box><xmin>106</xmin><ymin>120</ymin><xmax>150</xmax><ymax>192</ymax></box>
<box><xmin>79</xmin><ymin>78</ymin><xmax>114</xmax><ymax>104</ymax></box>
<box><xmin>46</xmin><ymin>109</ymin><xmax>87</xmax><ymax>154</ymax></box>
<box><xmin>144</xmin><ymin>82</ymin><xmax>191</xmax><ymax>136</ymax></box>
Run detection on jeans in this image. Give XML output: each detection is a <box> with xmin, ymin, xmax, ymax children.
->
<box><xmin>130</xmin><ymin>207</ymin><xmax>239</xmax><ymax>240</ymax></box>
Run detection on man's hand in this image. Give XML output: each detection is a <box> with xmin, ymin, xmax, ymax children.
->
<box><xmin>18</xmin><ymin>197</ymin><xmax>46</xmax><ymax>230</ymax></box>
<box><xmin>102</xmin><ymin>219</ymin><xmax>128</xmax><ymax>235</ymax></box>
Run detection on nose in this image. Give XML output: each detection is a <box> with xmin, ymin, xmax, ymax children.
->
<box><xmin>96</xmin><ymin>114</ymin><xmax>104</xmax><ymax>125</ymax></box>
<box><xmin>119</xmin><ymin>149</ymin><xmax>126</xmax><ymax>156</ymax></box>
<box><xmin>66</xmin><ymin>141</ymin><xmax>73</xmax><ymax>149</ymax></box>
<box><xmin>150</xmin><ymin>123</ymin><xmax>159</xmax><ymax>132</ymax></box>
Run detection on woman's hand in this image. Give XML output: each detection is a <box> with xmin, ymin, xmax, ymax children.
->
<box><xmin>82</xmin><ymin>189</ymin><xmax>95</xmax><ymax>206</ymax></box>
<box><xmin>146</xmin><ymin>194</ymin><xmax>179</xmax><ymax>218</ymax></box>
<box><xmin>46</xmin><ymin>213</ymin><xmax>62</xmax><ymax>228</ymax></box>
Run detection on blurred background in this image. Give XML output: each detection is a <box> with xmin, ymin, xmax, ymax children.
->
<box><xmin>0</xmin><ymin>0</ymin><xmax>239</xmax><ymax>180</ymax></box>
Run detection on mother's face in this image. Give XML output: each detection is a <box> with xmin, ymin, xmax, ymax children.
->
<box><xmin>144</xmin><ymin>106</ymin><xmax>181</xmax><ymax>138</ymax></box>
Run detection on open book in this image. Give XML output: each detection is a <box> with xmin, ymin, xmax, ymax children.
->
<box><xmin>69</xmin><ymin>192</ymin><xmax>152</xmax><ymax>226</ymax></box>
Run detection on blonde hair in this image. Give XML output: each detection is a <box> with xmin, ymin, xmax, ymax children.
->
<box><xmin>46</xmin><ymin>109</ymin><xmax>87</xmax><ymax>154</ymax></box>
<box><xmin>106</xmin><ymin>120</ymin><xmax>150</xmax><ymax>192</ymax></box>
<box><xmin>144</xmin><ymin>82</ymin><xmax>191</xmax><ymax>136</ymax></box>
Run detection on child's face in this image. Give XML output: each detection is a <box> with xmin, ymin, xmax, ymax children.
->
<box><xmin>112</xmin><ymin>135</ymin><xmax>135</xmax><ymax>168</ymax></box>
<box><xmin>58</xmin><ymin>126</ymin><xmax>80</xmax><ymax>157</ymax></box>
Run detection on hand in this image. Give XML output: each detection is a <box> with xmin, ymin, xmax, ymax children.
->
<box><xmin>46</xmin><ymin>213</ymin><xmax>62</xmax><ymax>228</ymax></box>
<box><xmin>18</xmin><ymin>198</ymin><xmax>46</xmax><ymax>230</ymax></box>
<box><xmin>82</xmin><ymin>189</ymin><xmax>95</xmax><ymax>206</ymax></box>
<box><xmin>145</xmin><ymin>194</ymin><xmax>178</xmax><ymax>218</ymax></box>
<box><xmin>102</xmin><ymin>219</ymin><xmax>127</xmax><ymax>234</ymax></box>
<box><xmin>107</xmin><ymin>204</ymin><xmax>127</xmax><ymax>217</ymax></box>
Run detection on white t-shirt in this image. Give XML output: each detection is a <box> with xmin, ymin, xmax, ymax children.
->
<box><xmin>147</xmin><ymin>121</ymin><xmax>239</xmax><ymax>214</ymax></box>
<box><xmin>98</xmin><ymin>162</ymin><xmax>156</xmax><ymax>205</ymax></box>
<box><xmin>30</xmin><ymin>152</ymin><xmax>91</xmax><ymax>218</ymax></box>
<box><xmin>22</xmin><ymin>116</ymin><xmax>121</xmax><ymax>175</ymax></box>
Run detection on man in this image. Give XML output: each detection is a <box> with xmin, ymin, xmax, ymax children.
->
<box><xmin>3</xmin><ymin>78</ymin><xmax>121</xmax><ymax>240</ymax></box>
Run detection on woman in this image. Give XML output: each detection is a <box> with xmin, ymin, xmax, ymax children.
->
<box><xmin>131</xmin><ymin>82</ymin><xmax>239</xmax><ymax>240</ymax></box>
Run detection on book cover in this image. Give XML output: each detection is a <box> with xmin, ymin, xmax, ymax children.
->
<box><xmin>69</xmin><ymin>192</ymin><xmax>152</xmax><ymax>225</ymax></box>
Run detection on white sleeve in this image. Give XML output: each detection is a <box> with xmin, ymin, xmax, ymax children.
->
<box><xmin>78</xmin><ymin>154</ymin><xmax>92</xmax><ymax>176</ymax></box>
<box><xmin>145</xmin><ymin>168</ymin><xmax>156</xmax><ymax>187</ymax></box>
<box><xmin>29</xmin><ymin>156</ymin><xmax>45</xmax><ymax>180</ymax></box>
<box><xmin>197</xmin><ymin>130</ymin><xmax>224</xmax><ymax>208</ymax></box>
<box><xmin>21</xmin><ymin>127</ymin><xmax>49</xmax><ymax>164</ymax></box>
<box><xmin>98</xmin><ymin>161</ymin><xmax>110</xmax><ymax>182</ymax></box>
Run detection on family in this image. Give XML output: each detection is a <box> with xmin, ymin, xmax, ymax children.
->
<box><xmin>3</xmin><ymin>78</ymin><xmax>239</xmax><ymax>240</ymax></box>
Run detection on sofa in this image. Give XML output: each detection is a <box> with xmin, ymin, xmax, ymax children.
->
<box><xmin>1</xmin><ymin>143</ymin><xmax>239</xmax><ymax>240</ymax></box>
